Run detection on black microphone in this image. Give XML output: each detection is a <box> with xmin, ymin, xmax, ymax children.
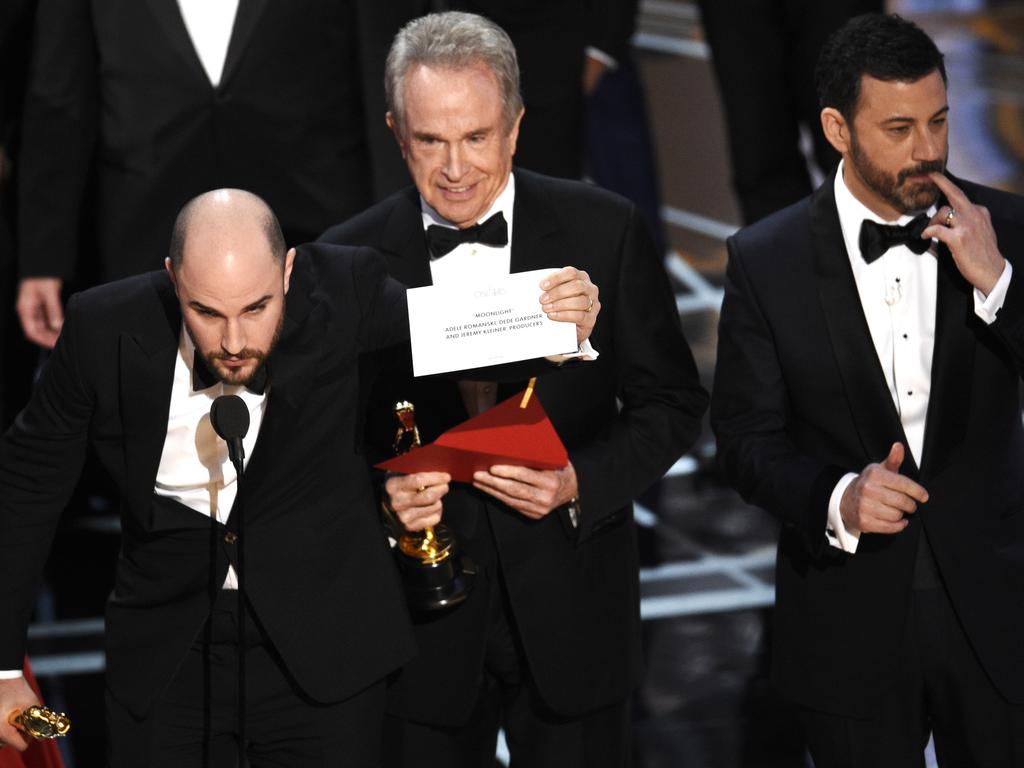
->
<box><xmin>210</xmin><ymin>394</ymin><xmax>250</xmax><ymax>472</ymax></box>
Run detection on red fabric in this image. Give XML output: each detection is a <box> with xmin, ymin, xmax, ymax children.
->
<box><xmin>0</xmin><ymin>659</ymin><xmax>64</xmax><ymax>768</ymax></box>
<box><xmin>376</xmin><ymin>389</ymin><xmax>569</xmax><ymax>483</ymax></box>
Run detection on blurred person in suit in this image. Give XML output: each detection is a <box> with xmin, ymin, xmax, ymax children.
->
<box><xmin>15</xmin><ymin>0</ymin><xmax>425</xmax><ymax>351</ymax></box>
<box><xmin>320</xmin><ymin>12</ymin><xmax>708</xmax><ymax>767</ymax></box>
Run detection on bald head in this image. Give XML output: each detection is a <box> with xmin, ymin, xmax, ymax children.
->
<box><xmin>165</xmin><ymin>189</ymin><xmax>295</xmax><ymax>388</ymax></box>
<box><xmin>168</xmin><ymin>189</ymin><xmax>286</xmax><ymax>272</ymax></box>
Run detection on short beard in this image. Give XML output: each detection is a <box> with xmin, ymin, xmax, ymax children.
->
<box><xmin>849</xmin><ymin>131</ymin><xmax>946</xmax><ymax>215</ymax></box>
<box><xmin>187</xmin><ymin>308</ymin><xmax>285</xmax><ymax>387</ymax></box>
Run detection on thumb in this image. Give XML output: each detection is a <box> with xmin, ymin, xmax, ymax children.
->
<box><xmin>883</xmin><ymin>442</ymin><xmax>904</xmax><ymax>473</ymax></box>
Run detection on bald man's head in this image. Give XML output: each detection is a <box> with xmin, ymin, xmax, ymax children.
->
<box><xmin>164</xmin><ymin>189</ymin><xmax>295</xmax><ymax>388</ymax></box>
<box><xmin>168</xmin><ymin>189</ymin><xmax>286</xmax><ymax>271</ymax></box>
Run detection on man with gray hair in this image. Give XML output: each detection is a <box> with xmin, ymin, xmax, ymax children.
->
<box><xmin>320</xmin><ymin>11</ymin><xmax>707</xmax><ymax>767</ymax></box>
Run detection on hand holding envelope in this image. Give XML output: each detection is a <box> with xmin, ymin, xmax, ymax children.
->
<box><xmin>377</xmin><ymin>388</ymin><xmax>571</xmax><ymax>521</ymax></box>
<box><xmin>406</xmin><ymin>267</ymin><xmax>600</xmax><ymax>377</ymax></box>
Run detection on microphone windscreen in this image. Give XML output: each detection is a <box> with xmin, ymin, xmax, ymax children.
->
<box><xmin>210</xmin><ymin>395</ymin><xmax>250</xmax><ymax>441</ymax></box>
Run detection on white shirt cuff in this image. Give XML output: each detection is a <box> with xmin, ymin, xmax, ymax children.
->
<box><xmin>0</xmin><ymin>670</ymin><xmax>25</xmax><ymax>679</ymax></box>
<box><xmin>973</xmin><ymin>260</ymin><xmax>1012</xmax><ymax>325</ymax></box>
<box><xmin>548</xmin><ymin>339</ymin><xmax>599</xmax><ymax>364</ymax></box>
<box><xmin>826</xmin><ymin>472</ymin><xmax>860</xmax><ymax>554</ymax></box>
<box><xmin>585</xmin><ymin>46</ymin><xmax>618</xmax><ymax>70</ymax></box>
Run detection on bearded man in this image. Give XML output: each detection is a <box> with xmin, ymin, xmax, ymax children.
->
<box><xmin>0</xmin><ymin>188</ymin><xmax>597</xmax><ymax>765</ymax></box>
<box><xmin>711</xmin><ymin>13</ymin><xmax>1024</xmax><ymax>767</ymax></box>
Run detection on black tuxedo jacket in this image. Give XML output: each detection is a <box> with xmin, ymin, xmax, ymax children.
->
<box><xmin>0</xmin><ymin>244</ymin><xmax>417</xmax><ymax>718</ymax></box>
<box><xmin>711</xmin><ymin>173</ymin><xmax>1024</xmax><ymax>717</ymax></box>
<box><xmin>17</xmin><ymin>0</ymin><xmax>417</xmax><ymax>283</ymax></box>
<box><xmin>320</xmin><ymin>168</ymin><xmax>708</xmax><ymax>721</ymax></box>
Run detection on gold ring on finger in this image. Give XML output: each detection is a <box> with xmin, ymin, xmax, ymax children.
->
<box><xmin>585</xmin><ymin>295</ymin><xmax>594</xmax><ymax>313</ymax></box>
<box><xmin>944</xmin><ymin>208</ymin><xmax>955</xmax><ymax>227</ymax></box>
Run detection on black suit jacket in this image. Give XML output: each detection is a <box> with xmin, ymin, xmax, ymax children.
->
<box><xmin>320</xmin><ymin>168</ymin><xmax>708</xmax><ymax>721</ymax></box>
<box><xmin>16</xmin><ymin>0</ymin><xmax>417</xmax><ymax>283</ymax></box>
<box><xmin>711</xmin><ymin>173</ymin><xmax>1024</xmax><ymax>716</ymax></box>
<box><xmin>0</xmin><ymin>244</ymin><xmax>417</xmax><ymax>718</ymax></box>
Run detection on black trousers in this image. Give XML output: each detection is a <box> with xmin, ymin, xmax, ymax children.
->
<box><xmin>382</xmin><ymin>573</ymin><xmax>631</xmax><ymax>768</ymax></box>
<box><xmin>799</xmin><ymin>584</ymin><xmax>1024</xmax><ymax>767</ymax></box>
<box><xmin>106</xmin><ymin>592</ymin><xmax>386</xmax><ymax>768</ymax></box>
<box><xmin>696</xmin><ymin>0</ymin><xmax>882</xmax><ymax>224</ymax></box>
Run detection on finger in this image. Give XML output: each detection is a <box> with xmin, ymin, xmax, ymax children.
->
<box><xmin>472</xmin><ymin>481</ymin><xmax>544</xmax><ymax>518</ymax></box>
<box><xmin>486</xmin><ymin>464</ymin><xmax>545</xmax><ymax>484</ymax></box>
<box><xmin>882</xmin><ymin>442</ymin><xmax>904</xmax><ymax>473</ymax></box>
<box><xmin>539</xmin><ymin>266</ymin><xmax>579</xmax><ymax>293</ymax></box>
<box><xmin>473</xmin><ymin>471</ymin><xmax>532</xmax><ymax>500</ymax></box>
<box><xmin>872</xmin><ymin>486</ymin><xmax>919</xmax><ymax>515</ymax></box>
<box><xmin>861</xmin><ymin>494</ymin><xmax>914</xmax><ymax>521</ymax></box>
<box><xmin>0</xmin><ymin>726</ymin><xmax>28</xmax><ymax>753</ymax></box>
<box><xmin>541</xmin><ymin>275</ymin><xmax>590</xmax><ymax>304</ymax></box>
<box><xmin>884</xmin><ymin>474</ymin><xmax>929</xmax><ymax>503</ymax></box>
<box><xmin>42</xmin><ymin>288</ymin><xmax>64</xmax><ymax>334</ymax></box>
<box><xmin>859</xmin><ymin>516</ymin><xmax>910</xmax><ymax>535</ymax></box>
<box><xmin>928</xmin><ymin>172</ymin><xmax>970</xmax><ymax>210</ymax></box>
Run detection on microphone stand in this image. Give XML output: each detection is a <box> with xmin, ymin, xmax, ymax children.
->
<box><xmin>229</xmin><ymin>448</ymin><xmax>246</xmax><ymax>767</ymax></box>
<box><xmin>211</xmin><ymin>394</ymin><xmax>250</xmax><ymax>766</ymax></box>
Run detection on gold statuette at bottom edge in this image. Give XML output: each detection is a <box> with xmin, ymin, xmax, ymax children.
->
<box><xmin>8</xmin><ymin>705</ymin><xmax>71</xmax><ymax>739</ymax></box>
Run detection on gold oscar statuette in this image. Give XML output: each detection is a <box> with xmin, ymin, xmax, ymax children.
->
<box><xmin>8</xmin><ymin>705</ymin><xmax>71</xmax><ymax>739</ymax></box>
<box><xmin>389</xmin><ymin>401</ymin><xmax>475</xmax><ymax>610</ymax></box>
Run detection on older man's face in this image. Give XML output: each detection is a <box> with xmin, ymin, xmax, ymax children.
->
<box><xmin>390</xmin><ymin>62</ymin><xmax>522</xmax><ymax>229</ymax></box>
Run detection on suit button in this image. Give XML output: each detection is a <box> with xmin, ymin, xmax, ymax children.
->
<box><xmin>224</xmin><ymin>532</ymin><xmax>238</xmax><ymax>544</ymax></box>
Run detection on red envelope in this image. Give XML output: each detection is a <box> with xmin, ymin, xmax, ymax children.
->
<box><xmin>375</xmin><ymin>389</ymin><xmax>569</xmax><ymax>483</ymax></box>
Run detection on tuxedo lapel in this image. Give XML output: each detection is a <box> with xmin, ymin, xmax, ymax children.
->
<box><xmin>220</xmin><ymin>0</ymin><xmax>270</xmax><ymax>89</ymax></box>
<box><xmin>509</xmin><ymin>170</ymin><xmax>562</xmax><ymax>275</ymax></box>
<box><xmin>120</xmin><ymin>272</ymin><xmax>181</xmax><ymax>508</ymax></box>
<box><xmin>379</xmin><ymin>188</ymin><xmax>434</xmax><ymax>288</ymax></box>
<box><xmin>228</xmin><ymin>255</ymin><xmax>321</xmax><ymax>518</ymax></box>
<box><xmin>918</xmin><ymin>246</ymin><xmax>974</xmax><ymax>479</ymax></box>
<box><xmin>146</xmin><ymin>0</ymin><xmax>209</xmax><ymax>85</ymax></box>
<box><xmin>810</xmin><ymin>179</ymin><xmax>918</xmax><ymax>475</ymax></box>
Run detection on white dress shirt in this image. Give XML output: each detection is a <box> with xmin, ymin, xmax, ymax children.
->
<box><xmin>154</xmin><ymin>328</ymin><xmax>268</xmax><ymax>586</ymax></box>
<box><xmin>421</xmin><ymin>175</ymin><xmax>595</xmax><ymax>416</ymax></box>
<box><xmin>176</xmin><ymin>0</ymin><xmax>240</xmax><ymax>87</ymax></box>
<box><xmin>826</xmin><ymin>161</ymin><xmax>1012</xmax><ymax>553</ymax></box>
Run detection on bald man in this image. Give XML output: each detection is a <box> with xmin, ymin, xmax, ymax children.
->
<box><xmin>0</xmin><ymin>189</ymin><xmax>598</xmax><ymax>765</ymax></box>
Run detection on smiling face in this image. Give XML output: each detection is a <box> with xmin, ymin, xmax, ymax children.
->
<box><xmin>822</xmin><ymin>69</ymin><xmax>949</xmax><ymax>219</ymax></box>
<box><xmin>389</xmin><ymin>62</ymin><xmax>523</xmax><ymax>229</ymax></box>
<box><xmin>166</xmin><ymin>191</ymin><xmax>294</xmax><ymax>387</ymax></box>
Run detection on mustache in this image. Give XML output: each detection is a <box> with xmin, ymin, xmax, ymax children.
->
<box><xmin>898</xmin><ymin>160</ymin><xmax>945</xmax><ymax>185</ymax></box>
<box><xmin>210</xmin><ymin>349</ymin><xmax>265</xmax><ymax>362</ymax></box>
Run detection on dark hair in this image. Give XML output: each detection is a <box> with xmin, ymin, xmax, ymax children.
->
<box><xmin>815</xmin><ymin>13</ymin><xmax>947</xmax><ymax>120</ymax></box>
<box><xmin>168</xmin><ymin>190</ymin><xmax>286</xmax><ymax>269</ymax></box>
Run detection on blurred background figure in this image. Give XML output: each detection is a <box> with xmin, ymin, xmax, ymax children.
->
<box><xmin>0</xmin><ymin>0</ymin><xmax>36</xmax><ymax>430</ymax></box>
<box><xmin>696</xmin><ymin>0</ymin><xmax>883</xmax><ymax>224</ymax></box>
<box><xmin>432</xmin><ymin>0</ymin><xmax>639</xmax><ymax>179</ymax></box>
<box><xmin>15</xmin><ymin>0</ymin><xmax>425</xmax><ymax>350</ymax></box>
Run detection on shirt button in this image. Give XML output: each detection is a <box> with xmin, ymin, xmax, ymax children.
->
<box><xmin>224</xmin><ymin>532</ymin><xmax>238</xmax><ymax>545</ymax></box>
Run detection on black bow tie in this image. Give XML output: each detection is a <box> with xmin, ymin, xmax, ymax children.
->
<box><xmin>192</xmin><ymin>350</ymin><xmax>268</xmax><ymax>395</ymax></box>
<box><xmin>858</xmin><ymin>214</ymin><xmax>932</xmax><ymax>264</ymax></box>
<box><xmin>425</xmin><ymin>212</ymin><xmax>508</xmax><ymax>259</ymax></box>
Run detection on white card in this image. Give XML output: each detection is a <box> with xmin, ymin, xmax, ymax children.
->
<box><xmin>406</xmin><ymin>269</ymin><xmax>578</xmax><ymax>377</ymax></box>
